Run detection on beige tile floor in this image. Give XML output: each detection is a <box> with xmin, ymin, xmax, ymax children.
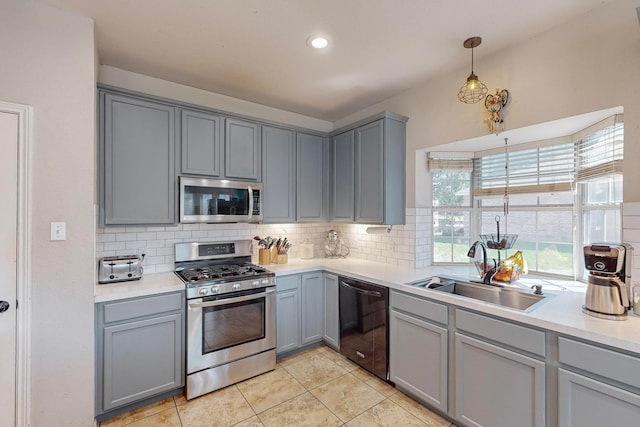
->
<box><xmin>100</xmin><ymin>345</ymin><xmax>456</xmax><ymax>427</ymax></box>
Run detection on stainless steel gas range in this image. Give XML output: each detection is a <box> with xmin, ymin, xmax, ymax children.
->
<box><xmin>174</xmin><ymin>240</ymin><xmax>276</xmax><ymax>400</ymax></box>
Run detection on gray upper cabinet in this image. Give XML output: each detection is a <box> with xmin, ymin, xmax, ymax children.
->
<box><xmin>296</xmin><ymin>133</ymin><xmax>327</xmax><ymax>222</ymax></box>
<box><xmin>330</xmin><ymin>130</ymin><xmax>355</xmax><ymax>222</ymax></box>
<box><xmin>262</xmin><ymin>125</ymin><xmax>296</xmax><ymax>223</ymax></box>
<box><xmin>329</xmin><ymin>112</ymin><xmax>407</xmax><ymax>225</ymax></box>
<box><xmin>96</xmin><ymin>292</ymin><xmax>184</xmax><ymax>416</ymax></box>
<box><xmin>225</xmin><ymin>118</ymin><xmax>260</xmax><ymax>181</ymax></box>
<box><xmin>355</xmin><ymin>117</ymin><xmax>406</xmax><ymax>224</ymax></box>
<box><xmin>181</xmin><ymin>109</ymin><xmax>221</xmax><ymax>177</ymax></box>
<box><xmin>100</xmin><ymin>92</ymin><xmax>176</xmax><ymax>225</ymax></box>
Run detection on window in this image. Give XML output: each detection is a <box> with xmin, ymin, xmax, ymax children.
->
<box><xmin>431</xmin><ymin>115</ymin><xmax>623</xmax><ymax>281</ymax></box>
<box><xmin>429</xmin><ymin>157</ymin><xmax>473</xmax><ymax>263</ymax></box>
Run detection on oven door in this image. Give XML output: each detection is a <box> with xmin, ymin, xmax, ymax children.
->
<box><xmin>187</xmin><ymin>286</ymin><xmax>275</xmax><ymax>374</ymax></box>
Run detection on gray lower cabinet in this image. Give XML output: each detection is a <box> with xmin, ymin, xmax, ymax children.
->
<box><xmin>225</xmin><ymin>118</ymin><xmax>260</xmax><ymax>181</ymax></box>
<box><xmin>301</xmin><ymin>272</ymin><xmax>325</xmax><ymax>345</ymax></box>
<box><xmin>323</xmin><ymin>273</ymin><xmax>339</xmax><ymax>349</ymax></box>
<box><xmin>454</xmin><ymin>310</ymin><xmax>546</xmax><ymax>427</ymax></box>
<box><xmin>262</xmin><ymin>125</ymin><xmax>296</xmax><ymax>223</ymax></box>
<box><xmin>296</xmin><ymin>133</ymin><xmax>327</xmax><ymax>222</ymax></box>
<box><xmin>389</xmin><ymin>291</ymin><xmax>448</xmax><ymax>413</ymax></box>
<box><xmin>275</xmin><ymin>273</ymin><xmax>325</xmax><ymax>355</ymax></box>
<box><xmin>181</xmin><ymin>109</ymin><xmax>221</xmax><ymax>177</ymax></box>
<box><xmin>275</xmin><ymin>275</ymin><xmax>300</xmax><ymax>354</ymax></box>
<box><xmin>557</xmin><ymin>337</ymin><xmax>640</xmax><ymax>426</ymax></box>
<box><xmin>95</xmin><ymin>292</ymin><xmax>185</xmax><ymax>417</ymax></box>
<box><xmin>330</xmin><ymin>130</ymin><xmax>355</xmax><ymax>222</ymax></box>
<box><xmin>99</xmin><ymin>91</ymin><xmax>176</xmax><ymax>225</ymax></box>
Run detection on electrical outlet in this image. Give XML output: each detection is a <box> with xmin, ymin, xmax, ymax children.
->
<box><xmin>50</xmin><ymin>222</ymin><xmax>66</xmax><ymax>241</ymax></box>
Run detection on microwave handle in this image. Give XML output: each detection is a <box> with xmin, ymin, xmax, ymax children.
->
<box><xmin>248</xmin><ymin>185</ymin><xmax>254</xmax><ymax>220</ymax></box>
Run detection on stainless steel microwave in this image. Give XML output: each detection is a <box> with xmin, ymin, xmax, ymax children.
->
<box><xmin>179</xmin><ymin>177</ymin><xmax>262</xmax><ymax>223</ymax></box>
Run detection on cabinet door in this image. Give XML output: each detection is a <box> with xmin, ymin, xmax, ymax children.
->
<box><xmin>181</xmin><ymin>109</ymin><xmax>221</xmax><ymax>176</ymax></box>
<box><xmin>102</xmin><ymin>93</ymin><xmax>175</xmax><ymax>225</ymax></box>
<box><xmin>323</xmin><ymin>274</ymin><xmax>339</xmax><ymax>349</ymax></box>
<box><xmin>558</xmin><ymin>369</ymin><xmax>640</xmax><ymax>427</ymax></box>
<box><xmin>296</xmin><ymin>133</ymin><xmax>326</xmax><ymax>222</ymax></box>
<box><xmin>301</xmin><ymin>273</ymin><xmax>325</xmax><ymax>345</ymax></box>
<box><xmin>355</xmin><ymin>120</ymin><xmax>384</xmax><ymax>223</ymax></box>
<box><xmin>225</xmin><ymin>118</ymin><xmax>260</xmax><ymax>180</ymax></box>
<box><xmin>102</xmin><ymin>313</ymin><xmax>183</xmax><ymax>411</ymax></box>
<box><xmin>262</xmin><ymin>126</ymin><xmax>296</xmax><ymax>223</ymax></box>
<box><xmin>330</xmin><ymin>130</ymin><xmax>355</xmax><ymax>222</ymax></box>
<box><xmin>455</xmin><ymin>332</ymin><xmax>545</xmax><ymax>427</ymax></box>
<box><xmin>390</xmin><ymin>310</ymin><xmax>448</xmax><ymax>413</ymax></box>
<box><xmin>276</xmin><ymin>275</ymin><xmax>300</xmax><ymax>354</ymax></box>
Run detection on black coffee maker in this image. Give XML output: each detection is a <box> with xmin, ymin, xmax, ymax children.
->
<box><xmin>582</xmin><ymin>243</ymin><xmax>633</xmax><ymax>321</ymax></box>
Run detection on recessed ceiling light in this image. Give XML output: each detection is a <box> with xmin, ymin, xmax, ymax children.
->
<box><xmin>307</xmin><ymin>36</ymin><xmax>329</xmax><ymax>49</ymax></box>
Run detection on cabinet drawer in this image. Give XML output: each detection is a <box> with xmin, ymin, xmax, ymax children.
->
<box><xmin>559</xmin><ymin>337</ymin><xmax>640</xmax><ymax>390</ymax></box>
<box><xmin>391</xmin><ymin>291</ymin><xmax>448</xmax><ymax>325</ymax></box>
<box><xmin>103</xmin><ymin>292</ymin><xmax>183</xmax><ymax>324</ymax></box>
<box><xmin>455</xmin><ymin>310</ymin><xmax>545</xmax><ymax>357</ymax></box>
<box><xmin>276</xmin><ymin>275</ymin><xmax>301</xmax><ymax>292</ymax></box>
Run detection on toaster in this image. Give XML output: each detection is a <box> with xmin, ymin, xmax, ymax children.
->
<box><xmin>98</xmin><ymin>255</ymin><xmax>143</xmax><ymax>284</ymax></box>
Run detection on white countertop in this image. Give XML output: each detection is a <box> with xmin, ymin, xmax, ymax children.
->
<box><xmin>95</xmin><ymin>257</ymin><xmax>640</xmax><ymax>355</ymax></box>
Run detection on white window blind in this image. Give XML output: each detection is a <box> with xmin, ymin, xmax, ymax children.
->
<box><xmin>474</xmin><ymin>114</ymin><xmax>623</xmax><ymax>197</ymax></box>
<box><xmin>474</xmin><ymin>143</ymin><xmax>574</xmax><ymax>197</ymax></box>
<box><xmin>576</xmin><ymin>115</ymin><xmax>624</xmax><ymax>182</ymax></box>
<box><xmin>427</xmin><ymin>153</ymin><xmax>473</xmax><ymax>172</ymax></box>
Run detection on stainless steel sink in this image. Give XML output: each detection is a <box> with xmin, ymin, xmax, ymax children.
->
<box><xmin>410</xmin><ymin>277</ymin><xmax>547</xmax><ymax>311</ymax></box>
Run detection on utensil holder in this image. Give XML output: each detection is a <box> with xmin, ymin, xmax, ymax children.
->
<box><xmin>276</xmin><ymin>253</ymin><xmax>288</xmax><ymax>264</ymax></box>
<box><xmin>258</xmin><ymin>249</ymin><xmax>271</xmax><ymax>265</ymax></box>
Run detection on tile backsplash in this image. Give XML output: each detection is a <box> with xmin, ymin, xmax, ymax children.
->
<box><xmin>95</xmin><ymin>208</ymin><xmax>433</xmax><ymax>272</ymax></box>
<box><xmin>622</xmin><ymin>202</ymin><xmax>640</xmax><ymax>287</ymax></box>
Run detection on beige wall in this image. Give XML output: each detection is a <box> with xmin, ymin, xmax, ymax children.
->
<box><xmin>99</xmin><ymin>66</ymin><xmax>334</xmax><ymax>133</ymax></box>
<box><xmin>0</xmin><ymin>1</ymin><xmax>96</xmax><ymax>425</ymax></box>
<box><xmin>334</xmin><ymin>0</ymin><xmax>640</xmax><ymax>207</ymax></box>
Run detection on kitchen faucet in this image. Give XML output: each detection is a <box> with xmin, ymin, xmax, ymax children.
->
<box><xmin>467</xmin><ymin>241</ymin><xmax>496</xmax><ymax>284</ymax></box>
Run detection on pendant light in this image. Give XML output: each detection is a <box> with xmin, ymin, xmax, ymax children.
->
<box><xmin>457</xmin><ymin>37</ymin><xmax>488</xmax><ymax>104</ymax></box>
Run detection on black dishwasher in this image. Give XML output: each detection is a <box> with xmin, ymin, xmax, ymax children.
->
<box><xmin>339</xmin><ymin>276</ymin><xmax>389</xmax><ymax>381</ymax></box>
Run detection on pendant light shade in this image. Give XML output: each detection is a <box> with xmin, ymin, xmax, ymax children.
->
<box><xmin>458</xmin><ymin>37</ymin><xmax>488</xmax><ymax>104</ymax></box>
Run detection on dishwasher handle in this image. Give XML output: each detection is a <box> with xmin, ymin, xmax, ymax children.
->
<box><xmin>340</xmin><ymin>281</ymin><xmax>382</xmax><ymax>298</ymax></box>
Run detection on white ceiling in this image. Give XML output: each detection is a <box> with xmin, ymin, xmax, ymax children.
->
<box><xmin>40</xmin><ymin>0</ymin><xmax>615</xmax><ymax>121</ymax></box>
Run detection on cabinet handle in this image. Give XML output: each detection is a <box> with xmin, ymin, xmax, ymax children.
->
<box><xmin>188</xmin><ymin>288</ymin><xmax>274</xmax><ymax>308</ymax></box>
<box><xmin>340</xmin><ymin>281</ymin><xmax>381</xmax><ymax>298</ymax></box>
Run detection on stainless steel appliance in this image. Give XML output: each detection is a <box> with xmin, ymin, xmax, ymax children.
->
<box><xmin>175</xmin><ymin>241</ymin><xmax>276</xmax><ymax>399</ymax></box>
<box><xmin>583</xmin><ymin>243</ymin><xmax>633</xmax><ymax>321</ymax></box>
<box><xmin>339</xmin><ymin>277</ymin><xmax>389</xmax><ymax>381</ymax></box>
<box><xmin>98</xmin><ymin>255</ymin><xmax>144</xmax><ymax>284</ymax></box>
<box><xmin>179</xmin><ymin>177</ymin><xmax>262</xmax><ymax>223</ymax></box>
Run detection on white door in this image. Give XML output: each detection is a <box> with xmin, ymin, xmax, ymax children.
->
<box><xmin>0</xmin><ymin>109</ymin><xmax>18</xmax><ymax>426</ymax></box>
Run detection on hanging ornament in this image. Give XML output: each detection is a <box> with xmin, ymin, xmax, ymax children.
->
<box><xmin>485</xmin><ymin>89</ymin><xmax>510</xmax><ymax>134</ymax></box>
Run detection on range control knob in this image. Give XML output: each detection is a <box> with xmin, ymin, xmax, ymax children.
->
<box><xmin>261</xmin><ymin>278</ymin><xmax>270</xmax><ymax>286</ymax></box>
<box><xmin>252</xmin><ymin>280</ymin><xmax>261</xmax><ymax>288</ymax></box>
<box><xmin>198</xmin><ymin>287</ymin><xmax>209</xmax><ymax>296</ymax></box>
<box><xmin>232</xmin><ymin>283</ymin><xmax>241</xmax><ymax>291</ymax></box>
<box><xmin>211</xmin><ymin>287</ymin><xmax>221</xmax><ymax>294</ymax></box>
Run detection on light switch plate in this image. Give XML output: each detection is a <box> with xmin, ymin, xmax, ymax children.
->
<box><xmin>50</xmin><ymin>222</ymin><xmax>66</xmax><ymax>241</ymax></box>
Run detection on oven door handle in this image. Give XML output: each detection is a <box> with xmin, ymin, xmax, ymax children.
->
<box><xmin>188</xmin><ymin>288</ymin><xmax>275</xmax><ymax>308</ymax></box>
<box><xmin>340</xmin><ymin>281</ymin><xmax>382</xmax><ymax>298</ymax></box>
